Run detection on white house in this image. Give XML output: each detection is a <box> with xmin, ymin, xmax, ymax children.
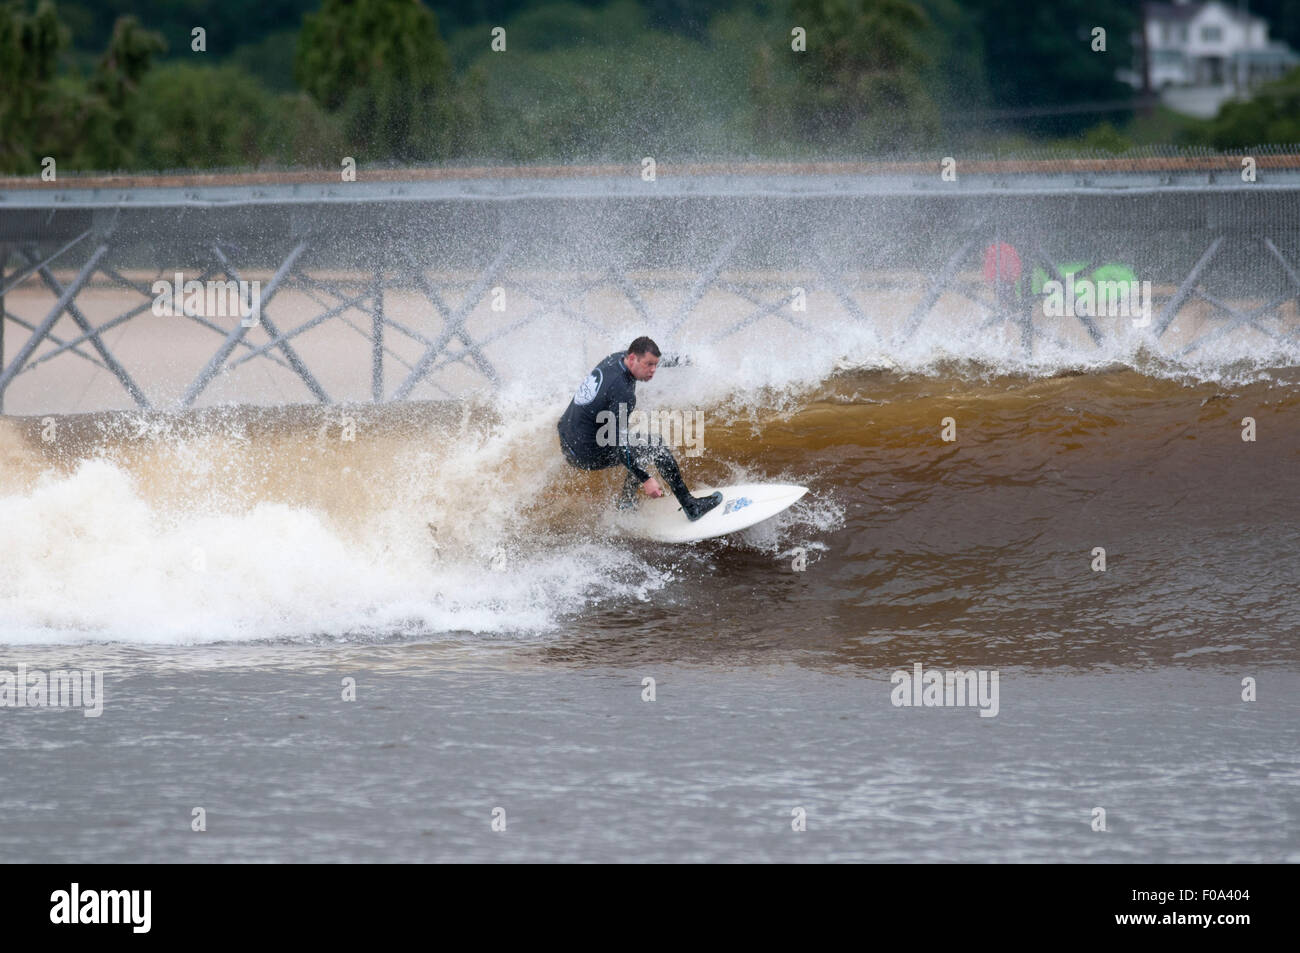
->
<box><xmin>1120</xmin><ymin>1</ymin><xmax>1298</xmax><ymax>116</ymax></box>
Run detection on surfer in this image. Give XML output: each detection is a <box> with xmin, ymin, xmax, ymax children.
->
<box><xmin>558</xmin><ymin>337</ymin><xmax>722</xmax><ymax>521</ymax></box>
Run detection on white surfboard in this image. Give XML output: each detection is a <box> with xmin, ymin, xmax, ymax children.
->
<box><xmin>614</xmin><ymin>483</ymin><xmax>808</xmax><ymax>543</ymax></box>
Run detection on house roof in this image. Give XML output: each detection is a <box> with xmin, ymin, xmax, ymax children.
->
<box><xmin>1146</xmin><ymin>1</ymin><xmax>1264</xmax><ymax>27</ymax></box>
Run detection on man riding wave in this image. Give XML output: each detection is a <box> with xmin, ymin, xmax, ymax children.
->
<box><xmin>557</xmin><ymin>337</ymin><xmax>722</xmax><ymax>521</ymax></box>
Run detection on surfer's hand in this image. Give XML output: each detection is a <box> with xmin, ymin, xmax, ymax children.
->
<box><xmin>642</xmin><ymin>478</ymin><xmax>663</xmax><ymax>498</ymax></box>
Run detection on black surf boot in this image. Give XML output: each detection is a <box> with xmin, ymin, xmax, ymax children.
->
<box><xmin>678</xmin><ymin>489</ymin><xmax>722</xmax><ymax>522</ymax></box>
<box><xmin>653</xmin><ymin>449</ymin><xmax>722</xmax><ymax>521</ymax></box>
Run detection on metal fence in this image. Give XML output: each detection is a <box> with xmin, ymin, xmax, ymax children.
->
<box><xmin>3</xmin><ymin>156</ymin><xmax>1299</xmax><ymax>412</ymax></box>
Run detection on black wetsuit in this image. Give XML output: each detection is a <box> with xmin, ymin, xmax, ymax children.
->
<box><xmin>557</xmin><ymin>351</ymin><xmax>694</xmax><ymax>506</ymax></box>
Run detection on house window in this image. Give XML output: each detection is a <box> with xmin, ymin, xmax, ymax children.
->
<box><xmin>1202</xmin><ymin>26</ymin><xmax>1222</xmax><ymax>42</ymax></box>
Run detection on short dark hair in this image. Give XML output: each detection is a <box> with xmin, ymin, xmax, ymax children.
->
<box><xmin>627</xmin><ymin>336</ymin><xmax>661</xmax><ymax>358</ymax></box>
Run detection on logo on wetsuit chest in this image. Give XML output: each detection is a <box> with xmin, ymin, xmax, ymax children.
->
<box><xmin>723</xmin><ymin>497</ymin><xmax>752</xmax><ymax>514</ymax></box>
<box><xmin>573</xmin><ymin>368</ymin><xmax>603</xmax><ymax>405</ymax></box>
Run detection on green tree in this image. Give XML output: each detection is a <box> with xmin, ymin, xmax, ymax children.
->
<box><xmin>0</xmin><ymin>0</ymin><xmax>71</xmax><ymax>172</ymax></box>
<box><xmin>914</xmin><ymin>0</ymin><xmax>988</xmax><ymax>116</ymax></box>
<box><xmin>266</xmin><ymin>91</ymin><xmax>350</xmax><ymax>167</ymax></box>
<box><xmin>229</xmin><ymin>30</ymin><xmax>301</xmax><ymax>93</ymax></box>
<box><xmin>641</xmin><ymin>0</ymin><xmax>733</xmax><ymax>39</ymax></box>
<box><xmin>1202</xmin><ymin>66</ymin><xmax>1300</xmax><ymax>149</ymax></box>
<box><xmin>49</xmin><ymin>0</ymin><xmax>321</xmax><ymax>60</ymax></box>
<box><xmin>131</xmin><ymin>62</ymin><xmax>343</xmax><ymax>169</ymax></box>
<box><xmin>962</xmin><ymin>0</ymin><xmax>1137</xmax><ymax>137</ymax></box>
<box><xmin>78</xmin><ymin>14</ymin><xmax>166</xmax><ymax>169</ymax></box>
<box><xmin>0</xmin><ymin>1</ymin><xmax>163</xmax><ymax>173</ymax></box>
<box><xmin>295</xmin><ymin>0</ymin><xmax>458</xmax><ymax>161</ymax></box>
<box><xmin>453</xmin><ymin>1</ymin><xmax>750</xmax><ymax>161</ymax></box>
<box><xmin>788</xmin><ymin>0</ymin><xmax>940</xmax><ymax>151</ymax></box>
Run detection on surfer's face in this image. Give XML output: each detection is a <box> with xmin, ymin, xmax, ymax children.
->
<box><xmin>626</xmin><ymin>352</ymin><xmax>659</xmax><ymax>381</ymax></box>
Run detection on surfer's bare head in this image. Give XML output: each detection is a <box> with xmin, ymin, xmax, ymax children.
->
<box><xmin>625</xmin><ymin>337</ymin><xmax>661</xmax><ymax>381</ymax></box>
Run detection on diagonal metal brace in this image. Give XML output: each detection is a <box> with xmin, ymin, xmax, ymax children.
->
<box><xmin>181</xmin><ymin>242</ymin><xmax>308</xmax><ymax>407</ymax></box>
<box><xmin>24</xmin><ymin>248</ymin><xmax>151</xmax><ymax>408</ymax></box>
<box><xmin>1154</xmin><ymin>235</ymin><xmax>1223</xmax><ymax>338</ymax></box>
<box><xmin>0</xmin><ymin>229</ymin><xmax>92</xmax><ymax>298</ymax></box>
<box><xmin>668</xmin><ymin>235</ymin><xmax>739</xmax><ymax>336</ymax></box>
<box><xmin>393</xmin><ymin>242</ymin><xmax>513</xmax><ymax>399</ymax></box>
<box><xmin>1029</xmin><ymin>246</ymin><xmax>1103</xmax><ymax>346</ymax></box>
<box><xmin>713</xmin><ymin>290</ymin><xmax>813</xmax><ymax>342</ymax></box>
<box><xmin>0</xmin><ymin>245</ymin><xmax>109</xmax><ymax>396</ymax></box>
<box><xmin>898</xmin><ymin>231</ymin><xmax>982</xmax><ymax>344</ymax></box>
<box><xmin>211</xmin><ymin>245</ymin><xmax>328</xmax><ymax>403</ymax></box>
<box><xmin>399</xmin><ymin>247</ymin><xmax>501</xmax><ymax>387</ymax></box>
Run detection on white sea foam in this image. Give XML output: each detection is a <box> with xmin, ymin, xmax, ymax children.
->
<box><xmin>0</xmin><ymin>415</ymin><xmax>675</xmax><ymax>644</ymax></box>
